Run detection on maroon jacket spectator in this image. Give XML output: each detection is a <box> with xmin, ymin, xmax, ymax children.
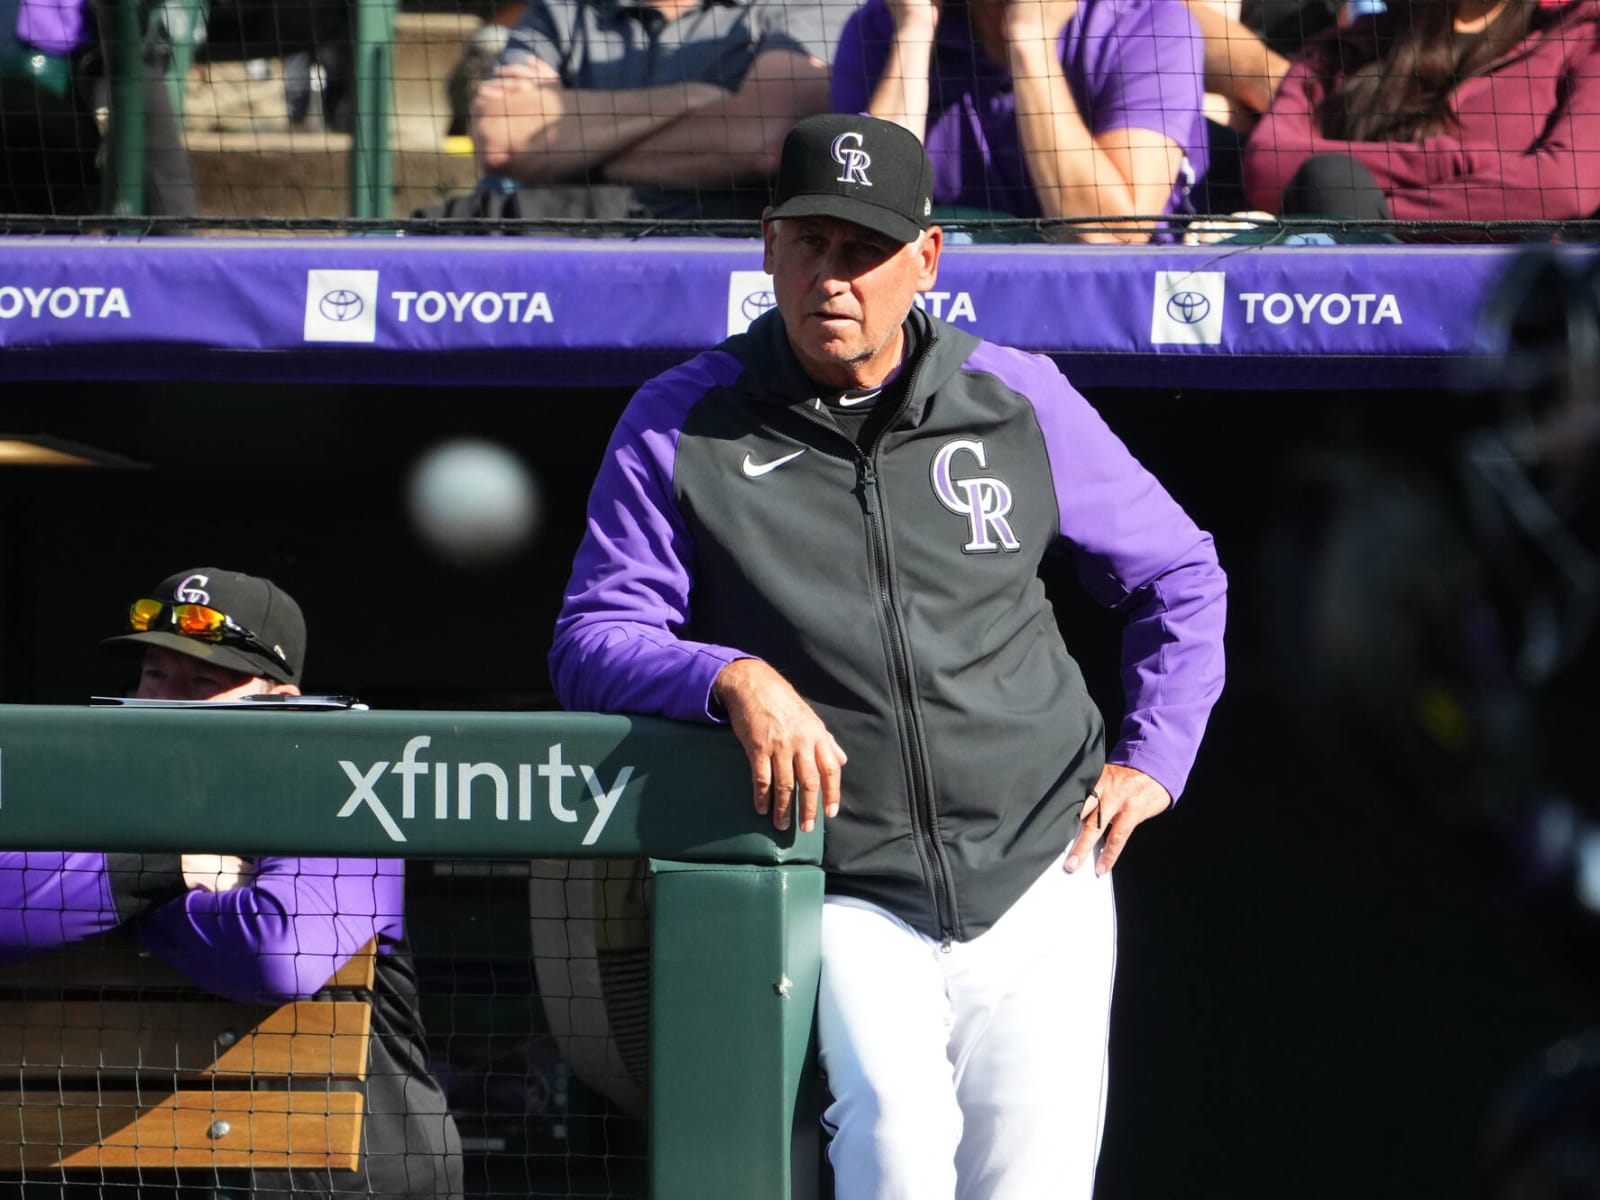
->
<box><xmin>1242</xmin><ymin>0</ymin><xmax>1600</xmax><ymax>224</ymax></box>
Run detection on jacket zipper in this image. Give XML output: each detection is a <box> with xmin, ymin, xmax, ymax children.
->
<box><xmin>774</xmin><ymin>330</ymin><xmax>962</xmax><ymax>943</ymax></box>
<box><xmin>856</xmin><ymin>455</ymin><xmax>959</xmax><ymax>943</ymax></box>
<box><xmin>851</xmin><ymin>333</ymin><xmax>960</xmax><ymax>944</ymax></box>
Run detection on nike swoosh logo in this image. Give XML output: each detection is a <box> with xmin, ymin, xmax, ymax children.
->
<box><xmin>837</xmin><ymin>393</ymin><xmax>877</xmax><ymax>408</ymax></box>
<box><xmin>741</xmin><ymin>449</ymin><xmax>807</xmax><ymax>478</ymax></box>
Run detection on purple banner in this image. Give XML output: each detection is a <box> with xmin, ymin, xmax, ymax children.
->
<box><xmin>0</xmin><ymin>237</ymin><xmax>1533</xmax><ymax>388</ymax></box>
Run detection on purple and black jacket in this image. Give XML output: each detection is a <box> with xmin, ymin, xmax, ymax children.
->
<box><xmin>552</xmin><ymin>306</ymin><xmax>1227</xmax><ymax>942</ymax></box>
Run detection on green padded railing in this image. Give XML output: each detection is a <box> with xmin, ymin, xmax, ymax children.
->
<box><xmin>0</xmin><ymin>703</ymin><xmax>823</xmax><ymax>1199</ymax></box>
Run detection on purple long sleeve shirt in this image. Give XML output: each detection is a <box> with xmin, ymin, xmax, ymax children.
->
<box><xmin>0</xmin><ymin>852</ymin><xmax>403</xmax><ymax>1003</ymax></box>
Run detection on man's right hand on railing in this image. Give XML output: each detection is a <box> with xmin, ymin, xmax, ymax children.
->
<box><xmin>712</xmin><ymin>658</ymin><xmax>845</xmax><ymax>836</ymax></box>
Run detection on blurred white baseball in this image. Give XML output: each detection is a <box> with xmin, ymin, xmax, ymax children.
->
<box><xmin>406</xmin><ymin>437</ymin><xmax>541</xmax><ymax>563</ymax></box>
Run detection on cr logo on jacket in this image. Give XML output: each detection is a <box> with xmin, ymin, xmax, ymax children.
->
<box><xmin>930</xmin><ymin>439</ymin><xmax>1021</xmax><ymax>554</ymax></box>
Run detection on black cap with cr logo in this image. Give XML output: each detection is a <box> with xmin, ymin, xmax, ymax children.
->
<box><xmin>101</xmin><ymin>568</ymin><xmax>305</xmax><ymax>684</ymax></box>
<box><xmin>767</xmin><ymin>114</ymin><xmax>935</xmax><ymax>245</ymax></box>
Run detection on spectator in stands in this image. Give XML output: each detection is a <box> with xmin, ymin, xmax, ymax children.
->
<box><xmin>1242</xmin><ymin>0</ymin><xmax>1600</xmax><ymax>227</ymax></box>
<box><xmin>1182</xmin><ymin>0</ymin><xmax>1322</xmax><ymax>213</ymax></box>
<box><xmin>2</xmin><ymin>0</ymin><xmax>197</xmax><ymax>220</ymax></box>
<box><xmin>828</xmin><ymin>0</ymin><xmax>1208</xmax><ymax>242</ymax></box>
<box><xmin>467</xmin><ymin>0</ymin><xmax>853</xmax><ymax>222</ymax></box>
<box><xmin>0</xmin><ymin>567</ymin><xmax>464</xmax><ymax>1200</ymax></box>
<box><xmin>1185</xmin><ymin>1</ymin><xmax>1293</xmax><ymax>131</ymax></box>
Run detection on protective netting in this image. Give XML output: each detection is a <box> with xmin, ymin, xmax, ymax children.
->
<box><xmin>422</xmin><ymin>858</ymin><xmax>649</xmax><ymax>1200</ymax></box>
<box><xmin>0</xmin><ymin>854</ymin><xmax>651</xmax><ymax>1198</ymax></box>
<box><xmin>3</xmin><ymin>0</ymin><xmax>1598</xmax><ymax>241</ymax></box>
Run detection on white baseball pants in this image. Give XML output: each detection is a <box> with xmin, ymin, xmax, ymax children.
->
<box><xmin>817</xmin><ymin>853</ymin><xmax>1117</xmax><ymax>1200</ymax></box>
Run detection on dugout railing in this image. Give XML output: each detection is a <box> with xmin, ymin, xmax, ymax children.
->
<box><xmin>0</xmin><ymin>702</ymin><xmax>823</xmax><ymax>1199</ymax></box>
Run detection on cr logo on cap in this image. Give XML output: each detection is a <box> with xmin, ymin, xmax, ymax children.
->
<box><xmin>175</xmin><ymin>574</ymin><xmax>211</xmax><ymax>604</ymax></box>
<box><xmin>831</xmin><ymin>132</ymin><xmax>873</xmax><ymax>187</ymax></box>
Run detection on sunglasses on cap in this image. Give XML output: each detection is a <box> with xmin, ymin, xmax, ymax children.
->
<box><xmin>127</xmin><ymin>599</ymin><xmax>291</xmax><ymax>674</ymax></box>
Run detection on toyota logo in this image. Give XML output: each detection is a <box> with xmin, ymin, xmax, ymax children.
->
<box><xmin>319</xmin><ymin>289</ymin><xmax>365</xmax><ymax>322</ymax></box>
<box><xmin>1166</xmin><ymin>291</ymin><xmax>1211</xmax><ymax>325</ymax></box>
<box><xmin>740</xmin><ymin>291</ymin><xmax>777</xmax><ymax>321</ymax></box>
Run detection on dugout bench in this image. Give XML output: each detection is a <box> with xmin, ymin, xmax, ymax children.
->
<box><xmin>0</xmin><ymin>927</ymin><xmax>378</xmax><ymax>1173</ymax></box>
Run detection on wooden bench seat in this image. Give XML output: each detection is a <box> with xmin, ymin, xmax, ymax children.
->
<box><xmin>0</xmin><ymin>929</ymin><xmax>375</xmax><ymax>1172</ymax></box>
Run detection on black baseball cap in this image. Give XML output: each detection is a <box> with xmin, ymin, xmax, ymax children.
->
<box><xmin>767</xmin><ymin>114</ymin><xmax>935</xmax><ymax>244</ymax></box>
<box><xmin>101</xmin><ymin>567</ymin><xmax>305</xmax><ymax>684</ymax></box>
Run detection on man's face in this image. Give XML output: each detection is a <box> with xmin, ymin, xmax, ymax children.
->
<box><xmin>133</xmin><ymin>645</ymin><xmax>283</xmax><ymax>702</ymax></box>
<box><xmin>762</xmin><ymin>215</ymin><xmax>942</xmax><ymax>390</ymax></box>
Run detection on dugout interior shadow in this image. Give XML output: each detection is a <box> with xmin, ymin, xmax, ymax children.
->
<box><xmin>0</xmin><ymin>378</ymin><xmax>1593</xmax><ymax>1198</ymax></box>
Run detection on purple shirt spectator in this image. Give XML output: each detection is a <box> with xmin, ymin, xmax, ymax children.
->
<box><xmin>831</xmin><ymin>0</ymin><xmax>1209</xmax><ymax>224</ymax></box>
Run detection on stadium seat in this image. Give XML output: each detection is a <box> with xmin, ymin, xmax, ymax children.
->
<box><xmin>100</xmin><ymin>0</ymin><xmax>397</xmax><ymax>217</ymax></box>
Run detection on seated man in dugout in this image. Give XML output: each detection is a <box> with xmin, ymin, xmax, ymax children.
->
<box><xmin>468</xmin><ymin>0</ymin><xmax>857</xmax><ymax>223</ymax></box>
<box><xmin>828</xmin><ymin>0</ymin><xmax>1209</xmax><ymax>242</ymax></box>
<box><xmin>0</xmin><ymin>566</ymin><xmax>464</xmax><ymax>1200</ymax></box>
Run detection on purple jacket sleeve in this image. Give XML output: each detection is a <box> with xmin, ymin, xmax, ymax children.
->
<box><xmin>0</xmin><ymin>852</ymin><xmax>184</xmax><ymax>964</ymax></box>
<box><xmin>549</xmin><ymin>354</ymin><xmax>752</xmax><ymax>720</ymax></box>
<box><xmin>134</xmin><ymin>857</ymin><xmax>405</xmax><ymax>1004</ymax></box>
<box><xmin>976</xmin><ymin>345</ymin><xmax>1227</xmax><ymax>800</ymax></box>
